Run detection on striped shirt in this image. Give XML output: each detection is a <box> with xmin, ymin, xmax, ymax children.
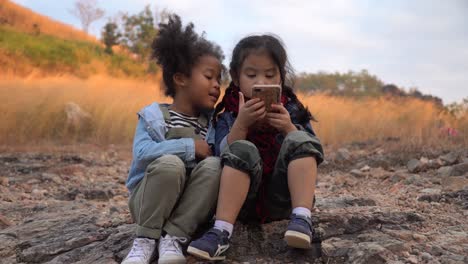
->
<box><xmin>165</xmin><ymin>110</ymin><xmax>208</xmax><ymax>139</ymax></box>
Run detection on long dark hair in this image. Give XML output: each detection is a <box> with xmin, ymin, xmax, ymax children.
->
<box><xmin>214</xmin><ymin>34</ymin><xmax>315</xmax><ymax>123</ymax></box>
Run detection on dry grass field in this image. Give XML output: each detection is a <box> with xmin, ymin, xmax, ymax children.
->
<box><xmin>1</xmin><ymin>74</ymin><xmax>466</xmax><ymax>147</ymax></box>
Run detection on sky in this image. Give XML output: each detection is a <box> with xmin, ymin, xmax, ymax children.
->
<box><xmin>12</xmin><ymin>0</ymin><xmax>468</xmax><ymax>104</ymax></box>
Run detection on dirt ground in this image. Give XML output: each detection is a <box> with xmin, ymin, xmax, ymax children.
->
<box><xmin>0</xmin><ymin>142</ymin><xmax>467</xmax><ymax>263</ymax></box>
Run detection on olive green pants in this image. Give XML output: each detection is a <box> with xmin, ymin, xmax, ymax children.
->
<box><xmin>128</xmin><ymin>155</ymin><xmax>221</xmax><ymax>239</ymax></box>
<box><xmin>221</xmin><ymin>130</ymin><xmax>323</xmax><ymax>222</ymax></box>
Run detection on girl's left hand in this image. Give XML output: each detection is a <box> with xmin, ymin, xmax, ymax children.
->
<box><xmin>266</xmin><ymin>104</ymin><xmax>297</xmax><ymax>135</ymax></box>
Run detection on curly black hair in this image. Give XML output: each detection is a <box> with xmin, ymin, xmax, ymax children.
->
<box><xmin>151</xmin><ymin>14</ymin><xmax>224</xmax><ymax>97</ymax></box>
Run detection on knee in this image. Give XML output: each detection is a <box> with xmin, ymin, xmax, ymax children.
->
<box><xmin>197</xmin><ymin>156</ymin><xmax>222</xmax><ymax>173</ymax></box>
<box><xmin>221</xmin><ymin>140</ymin><xmax>261</xmax><ymax>180</ymax></box>
<box><xmin>193</xmin><ymin>157</ymin><xmax>222</xmax><ymax>187</ymax></box>
<box><xmin>283</xmin><ymin>130</ymin><xmax>311</xmax><ymax>146</ymax></box>
<box><xmin>146</xmin><ymin>155</ymin><xmax>185</xmax><ymax>182</ymax></box>
<box><xmin>224</xmin><ymin>140</ymin><xmax>260</xmax><ymax>162</ymax></box>
<box><xmin>282</xmin><ymin>131</ymin><xmax>324</xmax><ymax>164</ymax></box>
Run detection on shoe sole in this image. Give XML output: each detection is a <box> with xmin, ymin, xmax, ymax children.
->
<box><xmin>187</xmin><ymin>246</ymin><xmax>226</xmax><ymax>261</ymax></box>
<box><xmin>158</xmin><ymin>256</ymin><xmax>186</xmax><ymax>264</ymax></box>
<box><xmin>284</xmin><ymin>230</ymin><xmax>312</xmax><ymax>249</ymax></box>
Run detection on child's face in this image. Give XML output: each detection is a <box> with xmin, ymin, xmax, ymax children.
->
<box><xmin>234</xmin><ymin>52</ymin><xmax>281</xmax><ymax>98</ymax></box>
<box><xmin>184</xmin><ymin>55</ymin><xmax>222</xmax><ymax>111</ymax></box>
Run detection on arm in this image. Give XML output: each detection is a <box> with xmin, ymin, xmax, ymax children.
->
<box><xmin>132</xmin><ymin>117</ymin><xmax>196</xmax><ymax>163</ymax></box>
<box><xmin>214</xmin><ymin>113</ymin><xmax>232</xmax><ymax>156</ymax></box>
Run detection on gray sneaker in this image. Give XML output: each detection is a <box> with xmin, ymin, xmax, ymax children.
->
<box><xmin>122</xmin><ymin>238</ymin><xmax>156</xmax><ymax>264</ymax></box>
<box><xmin>158</xmin><ymin>235</ymin><xmax>188</xmax><ymax>264</ymax></box>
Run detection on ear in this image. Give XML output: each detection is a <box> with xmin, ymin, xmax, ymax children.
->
<box><xmin>173</xmin><ymin>73</ymin><xmax>188</xmax><ymax>88</ymax></box>
<box><xmin>230</xmin><ymin>70</ymin><xmax>239</xmax><ymax>86</ymax></box>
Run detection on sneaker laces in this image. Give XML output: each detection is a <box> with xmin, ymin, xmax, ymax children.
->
<box><xmin>127</xmin><ymin>238</ymin><xmax>154</xmax><ymax>259</ymax></box>
<box><xmin>292</xmin><ymin>215</ymin><xmax>312</xmax><ymax>229</ymax></box>
<box><xmin>160</xmin><ymin>236</ymin><xmax>188</xmax><ymax>255</ymax></box>
<box><xmin>200</xmin><ymin>228</ymin><xmax>224</xmax><ymax>243</ymax></box>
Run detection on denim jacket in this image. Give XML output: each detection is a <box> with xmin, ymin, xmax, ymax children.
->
<box><xmin>126</xmin><ymin>102</ymin><xmax>215</xmax><ymax>191</ymax></box>
<box><xmin>212</xmin><ymin>100</ymin><xmax>321</xmax><ymax>158</ymax></box>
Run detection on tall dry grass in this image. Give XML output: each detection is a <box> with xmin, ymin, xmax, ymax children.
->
<box><xmin>0</xmin><ymin>75</ymin><xmax>466</xmax><ymax>146</ymax></box>
<box><xmin>0</xmin><ymin>0</ymin><xmax>97</xmax><ymax>43</ymax></box>
<box><xmin>303</xmin><ymin>95</ymin><xmax>467</xmax><ymax>147</ymax></box>
<box><xmin>0</xmin><ymin>74</ymin><xmax>168</xmax><ymax>144</ymax></box>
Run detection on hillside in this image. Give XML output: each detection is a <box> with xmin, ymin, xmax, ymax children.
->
<box><xmin>0</xmin><ymin>0</ymin><xmax>97</xmax><ymax>42</ymax></box>
<box><xmin>0</xmin><ymin>0</ymin><xmax>150</xmax><ymax>78</ymax></box>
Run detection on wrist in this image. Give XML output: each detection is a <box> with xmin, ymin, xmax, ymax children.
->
<box><xmin>283</xmin><ymin>123</ymin><xmax>297</xmax><ymax>135</ymax></box>
<box><xmin>233</xmin><ymin>120</ymin><xmax>249</xmax><ymax>132</ymax></box>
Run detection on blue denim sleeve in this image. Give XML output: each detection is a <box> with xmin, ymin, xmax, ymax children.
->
<box><xmin>214</xmin><ymin>113</ymin><xmax>231</xmax><ymax>156</ymax></box>
<box><xmin>132</xmin><ymin>117</ymin><xmax>196</xmax><ymax>163</ymax></box>
<box><xmin>302</xmin><ymin>122</ymin><xmax>317</xmax><ymax>136</ymax></box>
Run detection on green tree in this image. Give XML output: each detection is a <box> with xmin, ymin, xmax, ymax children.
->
<box><xmin>120</xmin><ymin>5</ymin><xmax>158</xmax><ymax>62</ymax></box>
<box><xmin>101</xmin><ymin>22</ymin><xmax>121</xmax><ymax>54</ymax></box>
<box><xmin>295</xmin><ymin>69</ymin><xmax>384</xmax><ymax>97</ymax></box>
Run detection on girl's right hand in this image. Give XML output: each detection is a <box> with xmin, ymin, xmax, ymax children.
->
<box><xmin>235</xmin><ymin>92</ymin><xmax>266</xmax><ymax>130</ymax></box>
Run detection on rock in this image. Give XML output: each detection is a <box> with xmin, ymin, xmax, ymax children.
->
<box><xmin>404</xmin><ymin>174</ymin><xmax>424</xmax><ymax>186</ymax></box>
<box><xmin>407</xmin><ymin>159</ymin><xmax>424</xmax><ymax>173</ymax></box>
<box><xmin>348</xmin><ymin>242</ymin><xmax>393</xmax><ymax>264</ymax></box>
<box><xmin>412</xmin><ymin>233</ymin><xmax>427</xmax><ymax>242</ymax></box>
<box><xmin>31</xmin><ymin>189</ymin><xmax>47</xmax><ymax>199</ymax></box>
<box><xmin>64</xmin><ymin>102</ymin><xmax>92</xmax><ymax>129</ymax></box>
<box><xmin>1</xmin><ymin>144</ymin><xmax>467</xmax><ymax>264</ymax></box>
<box><xmin>437</xmin><ymin>166</ymin><xmax>453</xmax><ymax>177</ymax></box>
<box><xmin>421</xmin><ymin>252</ymin><xmax>433</xmax><ymax>261</ymax></box>
<box><xmin>336</xmin><ymin>148</ymin><xmax>351</xmax><ymax>162</ymax></box>
<box><xmin>350</xmin><ymin>169</ymin><xmax>365</xmax><ymax>178</ymax></box>
<box><xmin>84</xmin><ymin>189</ymin><xmax>114</xmax><ymax>201</ymax></box>
<box><xmin>439</xmin><ymin>152</ymin><xmax>460</xmax><ymax>165</ymax></box>
<box><xmin>0</xmin><ymin>210</ymin><xmax>132</xmax><ymax>263</ymax></box>
<box><xmin>418</xmin><ymin>194</ymin><xmax>441</xmax><ymax>203</ymax></box>
<box><xmin>0</xmin><ymin>177</ymin><xmax>8</xmax><ymax>187</ymax></box>
<box><xmin>420</xmin><ymin>188</ymin><xmax>441</xmax><ymax>195</ymax></box>
<box><xmin>316</xmin><ymin>197</ymin><xmax>377</xmax><ymax>209</ymax></box>
<box><xmin>441</xmin><ymin>176</ymin><xmax>468</xmax><ymax>192</ymax></box>
<box><xmin>449</xmin><ymin>162</ymin><xmax>468</xmax><ymax>176</ymax></box>
<box><xmin>418</xmin><ymin>189</ymin><xmax>442</xmax><ymax>203</ymax></box>
<box><xmin>441</xmin><ymin>189</ymin><xmax>468</xmax><ymax>209</ymax></box>
<box><xmin>0</xmin><ymin>214</ymin><xmax>12</xmax><ymax>229</ymax></box>
<box><xmin>360</xmin><ymin>165</ymin><xmax>371</xmax><ymax>172</ymax></box>
<box><xmin>389</xmin><ymin>172</ymin><xmax>407</xmax><ymax>183</ymax></box>
<box><xmin>420</xmin><ymin>156</ymin><xmax>430</xmax><ymax>164</ymax></box>
<box><xmin>321</xmin><ymin>237</ymin><xmax>354</xmax><ymax>258</ymax></box>
<box><xmin>40</xmin><ymin>173</ymin><xmax>63</xmax><ymax>185</ymax></box>
<box><xmin>407</xmin><ymin>255</ymin><xmax>418</xmax><ymax>263</ymax></box>
<box><xmin>0</xmin><ymin>232</ymin><xmax>18</xmax><ymax>259</ymax></box>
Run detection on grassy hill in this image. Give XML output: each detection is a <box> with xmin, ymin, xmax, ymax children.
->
<box><xmin>0</xmin><ymin>0</ymin><xmax>150</xmax><ymax>78</ymax></box>
<box><xmin>0</xmin><ymin>0</ymin><xmax>97</xmax><ymax>42</ymax></box>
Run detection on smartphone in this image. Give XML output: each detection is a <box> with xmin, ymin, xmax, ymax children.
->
<box><xmin>251</xmin><ymin>84</ymin><xmax>281</xmax><ymax>112</ymax></box>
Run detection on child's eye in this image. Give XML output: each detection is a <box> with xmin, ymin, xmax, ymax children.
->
<box><xmin>205</xmin><ymin>75</ymin><xmax>213</xmax><ymax>80</ymax></box>
<box><xmin>247</xmin><ymin>74</ymin><xmax>256</xmax><ymax>78</ymax></box>
<box><xmin>266</xmin><ymin>75</ymin><xmax>275</xmax><ymax>79</ymax></box>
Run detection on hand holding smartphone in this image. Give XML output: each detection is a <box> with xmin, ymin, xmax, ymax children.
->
<box><xmin>251</xmin><ymin>84</ymin><xmax>281</xmax><ymax>112</ymax></box>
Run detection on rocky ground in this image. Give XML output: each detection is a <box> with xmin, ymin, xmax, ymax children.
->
<box><xmin>0</xmin><ymin>142</ymin><xmax>467</xmax><ymax>264</ymax></box>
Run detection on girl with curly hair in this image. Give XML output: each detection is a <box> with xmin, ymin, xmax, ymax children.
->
<box><xmin>122</xmin><ymin>14</ymin><xmax>224</xmax><ymax>264</ymax></box>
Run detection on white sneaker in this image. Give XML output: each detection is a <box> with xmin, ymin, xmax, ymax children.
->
<box><xmin>122</xmin><ymin>237</ymin><xmax>156</xmax><ymax>264</ymax></box>
<box><xmin>158</xmin><ymin>235</ymin><xmax>188</xmax><ymax>264</ymax></box>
